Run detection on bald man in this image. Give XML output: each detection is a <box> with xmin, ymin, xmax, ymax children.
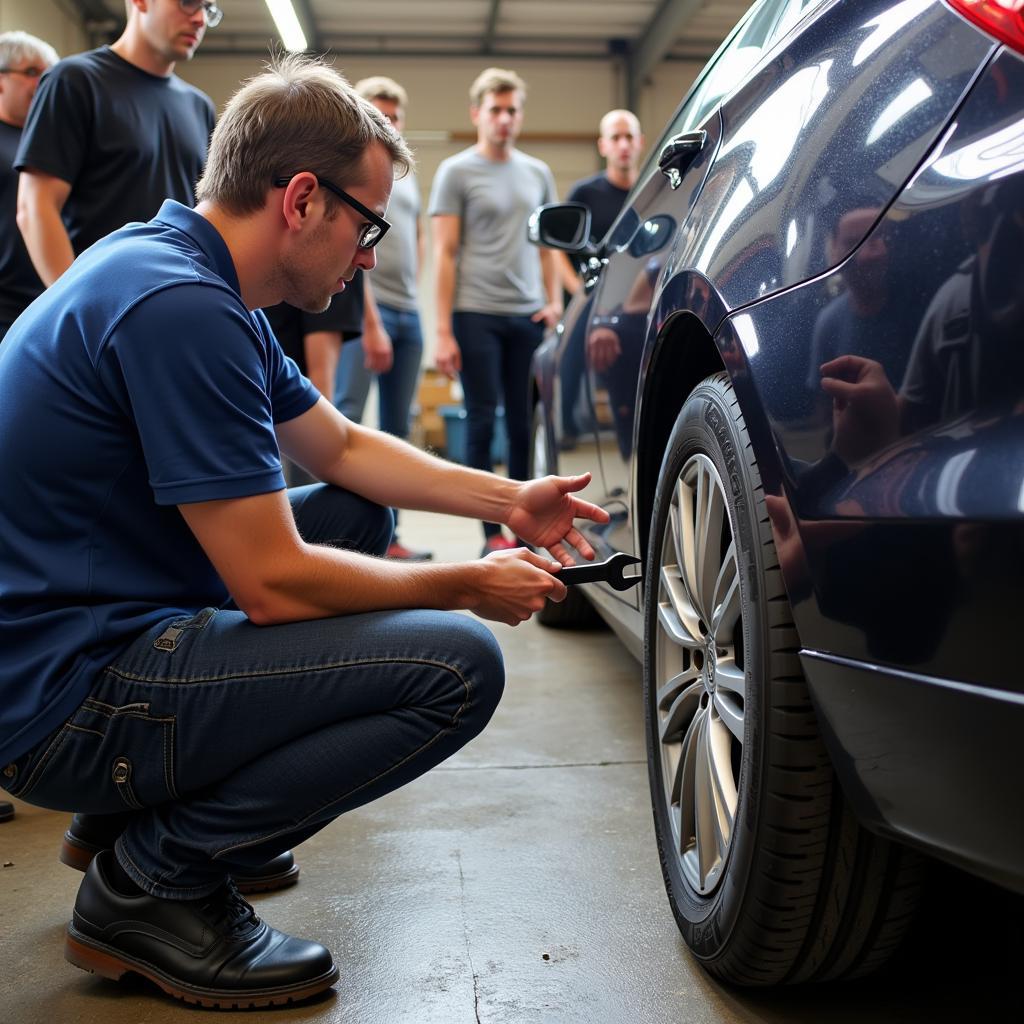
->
<box><xmin>558</xmin><ymin>110</ymin><xmax>643</xmax><ymax>444</ymax></box>
<box><xmin>570</xmin><ymin>109</ymin><xmax>644</xmax><ymax>249</ymax></box>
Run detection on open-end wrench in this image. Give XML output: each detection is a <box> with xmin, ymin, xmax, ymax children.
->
<box><xmin>557</xmin><ymin>552</ymin><xmax>642</xmax><ymax>592</ymax></box>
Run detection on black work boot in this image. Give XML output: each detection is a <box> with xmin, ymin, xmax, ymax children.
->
<box><xmin>60</xmin><ymin>813</ymin><xmax>300</xmax><ymax>894</ymax></box>
<box><xmin>0</xmin><ymin>800</ymin><xmax>14</xmax><ymax>822</ymax></box>
<box><xmin>65</xmin><ymin>850</ymin><xmax>338</xmax><ymax>1008</ymax></box>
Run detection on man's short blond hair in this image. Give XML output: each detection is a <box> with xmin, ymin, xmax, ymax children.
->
<box><xmin>469</xmin><ymin>67</ymin><xmax>526</xmax><ymax>108</ymax></box>
<box><xmin>0</xmin><ymin>30</ymin><xmax>58</xmax><ymax>70</ymax></box>
<box><xmin>196</xmin><ymin>54</ymin><xmax>414</xmax><ymax>216</ymax></box>
<box><xmin>355</xmin><ymin>75</ymin><xmax>408</xmax><ymax>110</ymax></box>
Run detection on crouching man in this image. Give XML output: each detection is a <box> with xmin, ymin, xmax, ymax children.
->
<box><xmin>0</xmin><ymin>55</ymin><xmax>607</xmax><ymax>1009</ymax></box>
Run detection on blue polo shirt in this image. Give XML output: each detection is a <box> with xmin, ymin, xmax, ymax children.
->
<box><xmin>0</xmin><ymin>201</ymin><xmax>319</xmax><ymax>765</ymax></box>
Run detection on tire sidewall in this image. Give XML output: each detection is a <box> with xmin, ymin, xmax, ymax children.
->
<box><xmin>643</xmin><ymin>374</ymin><xmax>769</xmax><ymax>963</ymax></box>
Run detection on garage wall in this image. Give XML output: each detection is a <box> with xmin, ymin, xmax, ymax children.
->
<box><xmin>0</xmin><ymin>0</ymin><xmax>87</xmax><ymax>58</ymax></box>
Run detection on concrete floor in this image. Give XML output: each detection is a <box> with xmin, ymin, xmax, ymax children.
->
<box><xmin>1</xmin><ymin>508</ymin><xmax>1021</xmax><ymax>1023</ymax></box>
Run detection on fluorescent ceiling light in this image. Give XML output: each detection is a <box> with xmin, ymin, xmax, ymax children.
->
<box><xmin>265</xmin><ymin>0</ymin><xmax>308</xmax><ymax>51</ymax></box>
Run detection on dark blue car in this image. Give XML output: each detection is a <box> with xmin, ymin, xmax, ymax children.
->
<box><xmin>528</xmin><ymin>0</ymin><xmax>1024</xmax><ymax>987</ymax></box>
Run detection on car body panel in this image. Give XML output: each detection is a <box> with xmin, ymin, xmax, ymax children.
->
<box><xmin>532</xmin><ymin>1</ymin><xmax>1023</xmax><ymax>888</ymax></box>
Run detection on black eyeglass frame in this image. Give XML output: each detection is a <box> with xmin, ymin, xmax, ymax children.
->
<box><xmin>0</xmin><ymin>66</ymin><xmax>45</xmax><ymax>78</ymax></box>
<box><xmin>273</xmin><ymin>174</ymin><xmax>391</xmax><ymax>250</ymax></box>
<box><xmin>178</xmin><ymin>0</ymin><xmax>223</xmax><ymax>27</ymax></box>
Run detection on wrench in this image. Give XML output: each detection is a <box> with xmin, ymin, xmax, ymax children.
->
<box><xmin>557</xmin><ymin>552</ymin><xmax>641</xmax><ymax>592</ymax></box>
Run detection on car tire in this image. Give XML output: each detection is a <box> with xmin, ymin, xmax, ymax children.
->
<box><xmin>530</xmin><ymin>401</ymin><xmax>604</xmax><ymax>630</ymax></box>
<box><xmin>643</xmin><ymin>372</ymin><xmax>923</xmax><ymax>986</ymax></box>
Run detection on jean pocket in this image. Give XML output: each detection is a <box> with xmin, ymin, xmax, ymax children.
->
<box><xmin>9</xmin><ymin>698</ymin><xmax>179</xmax><ymax>812</ymax></box>
<box><xmin>1</xmin><ymin>721</ymin><xmax>70</xmax><ymax>800</ymax></box>
<box><xmin>153</xmin><ymin>607</ymin><xmax>216</xmax><ymax>652</ymax></box>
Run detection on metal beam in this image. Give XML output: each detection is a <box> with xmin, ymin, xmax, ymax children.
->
<box><xmin>627</xmin><ymin>0</ymin><xmax>704</xmax><ymax>109</ymax></box>
<box><xmin>71</xmin><ymin>0</ymin><xmax>122</xmax><ymax>45</ymax></box>
<box><xmin>291</xmin><ymin>0</ymin><xmax>323</xmax><ymax>53</ymax></box>
<box><xmin>482</xmin><ymin>0</ymin><xmax>502</xmax><ymax>54</ymax></box>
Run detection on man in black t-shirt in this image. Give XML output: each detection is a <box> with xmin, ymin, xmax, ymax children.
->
<box><xmin>14</xmin><ymin>0</ymin><xmax>216</xmax><ymax>286</ymax></box>
<box><xmin>558</xmin><ymin>109</ymin><xmax>644</xmax><ymax>442</ymax></box>
<box><xmin>568</xmin><ymin>109</ymin><xmax>644</xmax><ymax>251</ymax></box>
<box><xmin>0</xmin><ymin>31</ymin><xmax>58</xmax><ymax>340</ymax></box>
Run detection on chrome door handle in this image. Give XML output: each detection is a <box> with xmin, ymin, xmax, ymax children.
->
<box><xmin>658</xmin><ymin>130</ymin><xmax>707</xmax><ymax>189</ymax></box>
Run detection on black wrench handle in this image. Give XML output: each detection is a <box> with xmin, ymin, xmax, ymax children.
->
<box><xmin>557</xmin><ymin>553</ymin><xmax>641</xmax><ymax>591</ymax></box>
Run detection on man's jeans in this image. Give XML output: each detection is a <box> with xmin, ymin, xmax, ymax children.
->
<box><xmin>335</xmin><ymin>304</ymin><xmax>424</xmax><ymax>531</ymax></box>
<box><xmin>452</xmin><ymin>312</ymin><xmax>544</xmax><ymax>539</ymax></box>
<box><xmin>2</xmin><ymin>484</ymin><xmax>504</xmax><ymax>898</ymax></box>
<box><xmin>335</xmin><ymin>304</ymin><xmax>424</xmax><ymax>437</ymax></box>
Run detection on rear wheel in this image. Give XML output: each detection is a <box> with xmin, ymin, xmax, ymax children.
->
<box><xmin>644</xmin><ymin>372</ymin><xmax>922</xmax><ymax>986</ymax></box>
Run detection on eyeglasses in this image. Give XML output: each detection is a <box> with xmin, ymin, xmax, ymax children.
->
<box><xmin>273</xmin><ymin>174</ymin><xmax>390</xmax><ymax>250</ymax></box>
<box><xmin>178</xmin><ymin>0</ymin><xmax>223</xmax><ymax>27</ymax></box>
<box><xmin>0</xmin><ymin>66</ymin><xmax>45</xmax><ymax>78</ymax></box>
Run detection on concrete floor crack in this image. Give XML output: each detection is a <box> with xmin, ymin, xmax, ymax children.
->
<box><xmin>440</xmin><ymin>759</ymin><xmax>645</xmax><ymax>772</ymax></box>
<box><xmin>456</xmin><ymin>848</ymin><xmax>483</xmax><ymax>1024</ymax></box>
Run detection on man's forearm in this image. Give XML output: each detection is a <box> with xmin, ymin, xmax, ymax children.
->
<box><xmin>249</xmin><ymin>542</ymin><xmax>482</xmax><ymax>625</ymax></box>
<box><xmin>17</xmin><ymin>195</ymin><xmax>74</xmax><ymax>286</ymax></box>
<box><xmin>434</xmin><ymin>249</ymin><xmax>457</xmax><ymax>335</ymax></box>
<box><xmin>541</xmin><ymin>249</ymin><xmax>562</xmax><ymax>306</ymax></box>
<box><xmin>327</xmin><ymin>421</ymin><xmax>518</xmax><ymax>524</ymax></box>
<box><xmin>303</xmin><ymin>330</ymin><xmax>341</xmax><ymax>400</ymax></box>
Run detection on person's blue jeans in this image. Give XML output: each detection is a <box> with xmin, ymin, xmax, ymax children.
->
<box><xmin>453</xmin><ymin>311</ymin><xmax>544</xmax><ymax>539</ymax></box>
<box><xmin>335</xmin><ymin>304</ymin><xmax>424</xmax><ymax>435</ymax></box>
<box><xmin>335</xmin><ymin>304</ymin><xmax>424</xmax><ymax>530</ymax></box>
<box><xmin>1</xmin><ymin>484</ymin><xmax>504</xmax><ymax>898</ymax></box>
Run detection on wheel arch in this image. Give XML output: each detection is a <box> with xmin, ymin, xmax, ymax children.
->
<box><xmin>634</xmin><ymin>311</ymin><xmax>726</xmax><ymax>562</ymax></box>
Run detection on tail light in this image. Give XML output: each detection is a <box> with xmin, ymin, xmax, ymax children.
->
<box><xmin>947</xmin><ymin>0</ymin><xmax>1024</xmax><ymax>54</ymax></box>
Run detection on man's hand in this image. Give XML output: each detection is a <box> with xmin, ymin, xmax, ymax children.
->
<box><xmin>505</xmin><ymin>473</ymin><xmax>610</xmax><ymax>564</ymax></box>
<box><xmin>469</xmin><ymin>547</ymin><xmax>568</xmax><ymax>626</ymax></box>
<box><xmin>435</xmin><ymin>327</ymin><xmax>462</xmax><ymax>379</ymax></box>
<box><xmin>531</xmin><ymin>301</ymin><xmax>563</xmax><ymax>330</ymax></box>
<box><xmin>819</xmin><ymin>355</ymin><xmax>900</xmax><ymax>465</ymax></box>
<box><xmin>587</xmin><ymin>326</ymin><xmax>621</xmax><ymax>373</ymax></box>
<box><xmin>362</xmin><ymin>322</ymin><xmax>393</xmax><ymax>373</ymax></box>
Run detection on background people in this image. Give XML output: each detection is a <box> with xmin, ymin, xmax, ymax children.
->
<box><xmin>430</xmin><ymin>67</ymin><xmax>562</xmax><ymax>555</ymax></box>
<box><xmin>0</xmin><ymin>31</ymin><xmax>58</xmax><ymax>342</ymax></box>
<box><xmin>14</xmin><ymin>0</ymin><xmax>216</xmax><ymax>285</ymax></box>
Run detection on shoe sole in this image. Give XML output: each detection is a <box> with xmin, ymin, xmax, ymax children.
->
<box><xmin>60</xmin><ymin>833</ymin><xmax>301</xmax><ymax>895</ymax></box>
<box><xmin>65</xmin><ymin>926</ymin><xmax>339</xmax><ymax>1009</ymax></box>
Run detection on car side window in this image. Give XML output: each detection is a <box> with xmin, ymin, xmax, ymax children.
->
<box><xmin>676</xmin><ymin>0</ymin><xmax>825</xmax><ymax>136</ymax></box>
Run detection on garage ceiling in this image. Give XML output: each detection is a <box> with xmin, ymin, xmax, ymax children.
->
<box><xmin>72</xmin><ymin>0</ymin><xmax>749</xmax><ymax>65</ymax></box>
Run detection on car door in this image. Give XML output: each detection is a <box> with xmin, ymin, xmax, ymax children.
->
<box><xmin>578</xmin><ymin>0</ymin><xmax>824</xmax><ymax>605</ymax></box>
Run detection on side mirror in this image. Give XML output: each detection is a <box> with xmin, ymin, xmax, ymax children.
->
<box><xmin>527</xmin><ymin>203</ymin><xmax>593</xmax><ymax>253</ymax></box>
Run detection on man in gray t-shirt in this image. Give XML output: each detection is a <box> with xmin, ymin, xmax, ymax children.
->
<box><xmin>430</xmin><ymin>67</ymin><xmax>561</xmax><ymax>555</ymax></box>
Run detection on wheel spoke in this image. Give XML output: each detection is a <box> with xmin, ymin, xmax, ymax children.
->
<box><xmin>710</xmin><ymin>542</ymin><xmax>740</xmax><ymax>637</ymax></box>
<box><xmin>714</xmin><ymin>688</ymin><xmax>745</xmax><ymax>743</ymax></box>
<box><xmin>707</xmin><ymin>718</ymin><xmax>737</xmax><ymax>856</ymax></box>
<box><xmin>657</xmin><ymin>677</ymin><xmax>702</xmax><ymax>747</ymax></box>
<box><xmin>674</xmin><ymin>476</ymin><xmax>704</xmax><ymax>629</ymax></box>
<box><xmin>694</xmin><ymin>463</ymin><xmax>726</xmax><ymax>623</ymax></box>
<box><xmin>658</xmin><ymin>566</ymin><xmax>702</xmax><ymax>649</ymax></box>
<box><xmin>676</xmin><ymin>709</ymin><xmax>702</xmax><ymax>855</ymax></box>
<box><xmin>715</xmin><ymin>652</ymin><xmax>745</xmax><ymax>696</ymax></box>
<box><xmin>693</xmin><ymin>715</ymin><xmax>718</xmax><ymax>883</ymax></box>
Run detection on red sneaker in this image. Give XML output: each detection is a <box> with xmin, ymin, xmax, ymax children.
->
<box><xmin>386</xmin><ymin>540</ymin><xmax>433</xmax><ymax>561</ymax></box>
<box><xmin>480</xmin><ymin>535</ymin><xmax>518</xmax><ymax>556</ymax></box>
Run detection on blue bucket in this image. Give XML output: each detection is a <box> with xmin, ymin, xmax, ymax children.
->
<box><xmin>440</xmin><ymin>405</ymin><xmax>508</xmax><ymax>466</ymax></box>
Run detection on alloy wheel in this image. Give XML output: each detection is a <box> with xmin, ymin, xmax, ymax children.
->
<box><xmin>653</xmin><ymin>453</ymin><xmax>745</xmax><ymax>895</ymax></box>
